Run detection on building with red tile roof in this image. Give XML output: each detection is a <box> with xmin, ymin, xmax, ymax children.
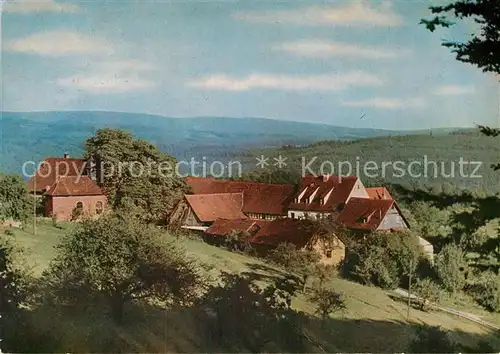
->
<box><xmin>169</xmin><ymin>193</ymin><xmax>247</xmax><ymax>227</ymax></box>
<box><xmin>366</xmin><ymin>187</ymin><xmax>393</xmax><ymax>200</ymax></box>
<box><xmin>287</xmin><ymin>175</ymin><xmax>370</xmax><ymax>220</ymax></box>
<box><xmin>205</xmin><ymin>217</ymin><xmax>346</xmax><ymax>265</ymax></box>
<box><xmin>43</xmin><ymin>175</ymin><xmax>107</xmax><ymax>222</ymax></box>
<box><xmin>27</xmin><ymin>154</ymin><xmax>88</xmax><ymax>194</ymax></box>
<box><xmin>185</xmin><ymin>177</ymin><xmax>294</xmax><ymax>219</ymax></box>
<box><xmin>337</xmin><ymin>197</ymin><xmax>408</xmax><ymax>231</ymax></box>
<box><xmin>27</xmin><ymin>154</ymin><xmax>107</xmax><ymax>222</ymax></box>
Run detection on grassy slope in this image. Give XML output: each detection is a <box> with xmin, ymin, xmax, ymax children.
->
<box><xmin>239</xmin><ymin>132</ymin><xmax>500</xmax><ymax>193</ymax></box>
<box><xmin>4</xmin><ymin>220</ymin><xmax>500</xmax><ymax>352</ymax></box>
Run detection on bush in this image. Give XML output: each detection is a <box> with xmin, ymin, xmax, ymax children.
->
<box><xmin>412</xmin><ymin>278</ymin><xmax>441</xmax><ymax>311</ymax></box>
<box><xmin>343</xmin><ymin>231</ymin><xmax>423</xmax><ymax>290</ymax></box>
<box><xmin>410</xmin><ymin>325</ymin><xmax>457</xmax><ymax>353</ymax></box>
<box><xmin>469</xmin><ymin>271</ymin><xmax>500</xmax><ymax>312</ymax></box>
<box><xmin>269</xmin><ymin>243</ymin><xmax>320</xmax><ymax>292</ymax></box>
<box><xmin>43</xmin><ymin>212</ymin><xmax>206</xmax><ymax>322</ymax></box>
<box><xmin>308</xmin><ymin>288</ymin><xmax>346</xmax><ymax>321</ymax></box>
<box><xmin>434</xmin><ymin>243</ymin><xmax>468</xmax><ymax>293</ymax></box>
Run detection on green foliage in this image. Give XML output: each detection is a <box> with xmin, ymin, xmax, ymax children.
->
<box><xmin>435</xmin><ymin>244</ymin><xmax>468</xmax><ymax>293</ymax></box>
<box><xmin>345</xmin><ymin>231</ymin><xmax>423</xmax><ymax>290</ymax></box>
<box><xmin>314</xmin><ymin>263</ymin><xmax>336</xmax><ymax>291</ymax></box>
<box><xmin>422</xmin><ymin>0</ymin><xmax>500</xmax><ymax>75</ymax></box>
<box><xmin>0</xmin><ymin>238</ymin><xmax>30</xmax><ymax>316</ymax></box>
<box><xmin>197</xmin><ymin>273</ymin><xmax>305</xmax><ymax>352</ymax></box>
<box><xmin>70</xmin><ymin>205</ymin><xmax>83</xmax><ymax>222</ymax></box>
<box><xmin>413</xmin><ymin>278</ymin><xmax>441</xmax><ymax>311</ymax></box>
<box><xmin>84</xmin><ymin>128</ymin><xmax>186</xmax><ymax>222</ymax></box>
<box><xmin>308</xmin><ymin>288</ymin><xmax>346</xmax><ymax>320</ymax></box>
<box><xmin>0</xmin><ymin>238</ymin><xmax>32</xmax><ymax>352</ymax></box>
<box><xmin>224</xmin><ymin>229</ymin><xmax>254</xmax><ymax>254</ymax></box>
<box><xmin>0</xmin><ymin>173</ymin><xmax>31</xmax><ymax>222</ymax></box>
<box><xmin>241</xmin><ymin>133</ymin><xmax>500</xmax><ymax>194</ymax></box>
<box><xmin>269</xmin><ymin>243</ymin><xmax>320</xmax><ymax>292</ymax></box>
<box><xmin>410</xmin><ymin>325</ymin><xmax>457</xmax><ymax>353</ymax></box>
<box><xmin>469</xmin><ymin>271</ymin><xmax>500</xmax><ymax>312</ymax></box>
<box><xmin>43</xmin><ymin>212</ymin><xmax>205</xmax><ymax>321</ymax></box>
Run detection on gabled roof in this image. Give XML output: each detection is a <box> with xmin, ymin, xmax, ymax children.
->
<box><xmin>27</xmin><ymin>157</ymin><xmax>87</xmax><ymax>193</ymax></box>
<box><xmin>184</xmin><ymin>193</ymin><xmax>247</xmax><ymax>222</ymax></box>
<box><xmin>185</xmin><ymin>177</ymin><xmax>294</xmax><ymax>215</ymax></box>
<box><xmin>45</xmin><ymin>176</ymin><xmax>103</xmax><ymax>196</ymax></box>
<box><xmin>366</xmin><ymin>187</ymin><xmax>393</xmax><ymax>200</ymax></box>
<box><xmin>288</xmin><ymin>175</ymin><xmax>360</xmax><ymax>212</ymax></box>
<box><xmin>205</xmin><ymin>218</ymin><xmax>264</xmax><ymax>236</ymax></box>
<box><xmin>337</xmin><ymin>197</ymin><xmax>396</xmax><ymax>230</ymax></box>
<box><xmin>205</xmin><ymin>218</ymin><xmax>323</xmax><ymax>249</ymax></box>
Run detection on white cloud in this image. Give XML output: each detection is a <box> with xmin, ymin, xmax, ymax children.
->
<box><xmin>5</xmin><ymin>30</ymin><xmax>113</xmax><ymax>56</ymax></box>
<box><xmin>2</xmin><ymin>0</ymin><xmax>80</xmax><ymax>14</ymax></box>
<box><xmin>56</xmin><ymin>76</ymin><xmax>156</xmax><ymax>93</ymax></box>
<box><xmin>341</xmin><ymin>97</ymin><xmax>425</xmax><ymax>109</ymax></box>
<box><xmin>433</xmin><ymin>85</ymin><xmax>476</xmax><ymax>96</ymax></box>
<box><xmin>233</xmin><ymin>1</ymin><xmax>404</xmax><ymax>27</ymax></box>
<box><xmin>56</xmin><ymin>60</ymin><xmax>157</xmax><ymax>94</ymax></box>
<box><xmin>275</xmin><ymin>40</ymin><xmax>409</xmax><ymax>59</ymax></box>
<box><xmin>187</xmin><ymin>72</ymin><xmax>383</xmax><ymax>91</ymax></box>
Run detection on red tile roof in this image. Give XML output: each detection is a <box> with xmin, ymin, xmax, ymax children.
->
<box><xmin>205</xmin><ymin>218</ymin><xmax>265</xmax><ymax>236</ymax></box>
<box><xmin>337</xmin><ymin>197</ymin><xmax>395</xmax><ymax>230</ymax></box>
<box><xmin>288</xmin><ymin>175</ymin><xmax>360</xmax><ymax>212</ymax></box>
<box><xmin>185</xmin><ymin>177</ymin><xmax>294</xmax><ymax>215</ymax></box>
<box><xmin>366</xmin><ymin>187</ymin><xmax>393</xmax><ymax>200</ymax></box>
<box><xmin>45</xmin><ymin>176</ymin><xmax>103</xmax><ymax>196</ymax></box>
<box><xmin>184</xmin><ymin>193</ymin><xmax>247</xmax><ymax>222</ymax></box>
<box><xmin>27</xmin><ymin>157</ymin><xmax>87</xmax><ymax>193</ymax></box>
<box><xmin>205</xmin><ymin>218</ymin><xmax>321</xmax><ymax>249</ymax></box>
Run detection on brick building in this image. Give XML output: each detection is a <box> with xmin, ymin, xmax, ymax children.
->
<box><xmin>27</xmin><ymin>154</ymin><xmax>107</xmax><ymax>221</ymax></box>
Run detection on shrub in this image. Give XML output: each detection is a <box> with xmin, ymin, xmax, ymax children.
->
<box><xmin>343</xmin><ymin>231</ymin><xmax>423</xmax><ymax>290</ymax></box>
<box><xmin>410</xmin><ymin>325</ymin><xmax>457</xmax><ymax>353</ymax></box>
<box><xmin>469</xmin><ymin>271</ymin><xmax>500</xmax><ymax>312</ymax></box>
<box><xmin>43</xmin><ymin>212</ymin><xmax>206</xmax><ymax>322</ymax></box>
<box><xmin>434</xmin><ymin>243</ymin><xmax>468</xmax><ymax>293</ymax></box>
<box><xmin>269</xmin><ymin>243</ymin><xmax>320</xmax><ymax>292</ymax></box>
<box><xmin>412</xmin><ymin>278</ymin><xmax>441</xmax><ymax>311</ymax></box>
<box><xmin>308</xmin><ymin>288</ymin><xmax>346</xmax><ymax>321</ymax></box>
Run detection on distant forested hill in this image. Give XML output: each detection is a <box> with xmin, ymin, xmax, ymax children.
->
<box><xmin>0</xmin><ymin>111</ymin><xmax>453</xmax><ymax>175</ymax></box>
<box><xmin>235</xmin><ymin>133</ymin><xmax>500</xmax><ymax>194</ymax></box>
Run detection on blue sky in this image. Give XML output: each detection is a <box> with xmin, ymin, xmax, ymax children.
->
<box><xmin>2</xmin><ymin>0</ymin><xmax>499</xmax><ymax>130</ymax></box>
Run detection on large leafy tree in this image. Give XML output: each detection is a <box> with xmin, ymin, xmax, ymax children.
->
<box><xmin>44</xmin><ymin>212</ymin><xmax>205</xmax><ymax>322</ymax></box>
<box><xmin>0</xmin><ymin>239</ymin><xmax>31</xmax><ymax>351</ymax></box>
<box><xmin>0</xmin><ymin>173</ymin><xmax>30</xmax><ymax>222</ymax></box>
<box><xmin>270</xmin><ymin>243</ymin><xmax>320</xmax><ymax>292</ymax></box>
<box><xmin>421</xmin><ymin>0</ymin><xmax>500</xmax><ymax>168</ymax></box>
<box><xmin>84</xmin><ymin>128</ymin><xmax>186</xmax><ymax>222</ymax></box>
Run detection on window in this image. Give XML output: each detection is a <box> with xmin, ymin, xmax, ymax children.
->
<box><xmin>96</xmin><ymin>201</ymin><xmax>104</xmax><ymax>214</ymax></box>
<box><xmin>325</xmin><ymin>249</ymin><xmax>332</xmax><ymax>258</ymax></box>
<box><xmin>76</xmin><ymin>201</ymin><xmax>84</xmax><ymax>210</ymax></box>
<box><xmin>291</xmin><ymin>212</ymin><xmax>295</xmax><ymax>219</ymax></box>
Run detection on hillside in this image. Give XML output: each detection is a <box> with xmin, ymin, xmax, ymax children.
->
<box><xmin>237</xmin><ymin>133</ymin><xmax>500</xmax><ymax>194</ymax></box>
<box><xmin>0</xmin><ymin>111</ymin><xmax>465</xmax><ymax>175</ymax></box>
<box><xmin>5</xmin><ymin>219</ymin><xmax>500</xmax><ymax>352</ymax></box>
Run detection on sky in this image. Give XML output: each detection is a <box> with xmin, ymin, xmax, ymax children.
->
<box><xmin>2</xmin><ymin>0</ymin><xmax>499</xmax><ymax>130</ymax></box>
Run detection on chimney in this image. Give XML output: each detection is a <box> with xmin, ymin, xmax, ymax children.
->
<box><xmin>64</xmin><ymin>152</ymin><xmax>70</xmax><ymax>159</ymax></box>
<box><xmin>323</xmin><ymin>174</ymin><xmax>330</xmax><ymax>182</ymax></box>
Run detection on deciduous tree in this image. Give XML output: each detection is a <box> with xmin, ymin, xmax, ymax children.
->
<box><xmin>84</xmin><ymin>128</ymin><xmax>186</xmax><ymax>222</ymax></box>
<box><xmin>0</xmin><ymin>174</ymin><xmax>30</xmax><ymax>222</ymax></box>
<box><xmin>435</xmin><ymin>243</ymin><xmax>468</xmax><ymax>293</ymax></box>
<box><xmin>44</xmin><ymin>212</ymin><xmax>205</xmax><ymax>322</ymax></box>
<box><xmin>270</xmin><ymin>243</ymin><xmax>320</xmax><ymax>292</ymax></box>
